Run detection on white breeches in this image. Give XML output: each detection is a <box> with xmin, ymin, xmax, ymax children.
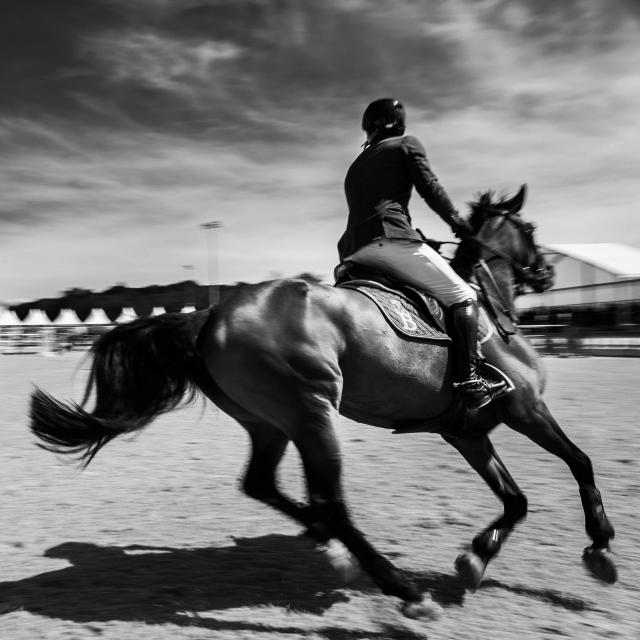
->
<box><xmin>346</xmin><ymin>238</ymin><xmax>475</xmax><ymax>307</ymax></box>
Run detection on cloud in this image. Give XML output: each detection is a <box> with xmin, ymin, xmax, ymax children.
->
<box><xmin>0</xmin><ymin>0</ymin><xmax>127</xmax><ymax>118</ymax></box>
<box><xmin>82</xmin><ymin>31</ymin><xmax>242</xmax><ymax>94</ymax></box>
<box><xmin>1</xmin><ymin>0</ymin><xmax>639</xmax><ymax>301</ymax></box>
<box><xmin>0</xmin><ymin>0</ymin><xmax>480</xmax><ymax>139</ymax></box>
<box><xmin>3</xmin><ymin>0</ymin><xmax>638</xmax><ymax>136</ymax></box>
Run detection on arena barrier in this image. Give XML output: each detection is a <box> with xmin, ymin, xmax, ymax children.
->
<box><xmin>520</xmin><ymin>325</ymin><xmax>640</xmax><ymax>357</ymax></box>
<box><xmin>4</xmin><ymin>321</ymin><xmax>640</xmax><ymax>357</ymax></box>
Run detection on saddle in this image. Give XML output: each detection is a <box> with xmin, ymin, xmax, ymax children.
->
<box><xmin>334</xmin><ymin>260</ymin><xmax>515</xmax><ymax>434</ymax></box>
<box><xmin>334</xmin><ymin>261</ymin><xmax>496</xmax><ymax>346</ymax></box>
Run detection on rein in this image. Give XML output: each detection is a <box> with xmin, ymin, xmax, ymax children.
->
<box><xmin>463</xmin><ymin>212</ymin><xmax>550</xmax><ymax>294</ymax></box>
<box><xmin>454</xmin><ymin>211</ymin><xmax>551</xmax><ymax>339</ymax></box>
<box><xmin>474</xmin><ymin>258</ymin><xmax>518</xmax><ymax>323</ymax></box>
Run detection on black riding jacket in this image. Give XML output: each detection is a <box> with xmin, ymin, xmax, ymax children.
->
<box><xmin>338</xmin><ymin>134</ymin><xmax>460</xmax><ymax>260</ymax></box>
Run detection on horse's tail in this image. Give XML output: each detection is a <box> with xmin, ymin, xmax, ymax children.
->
<box><xmin>29</xmin><ymin>310</ymin><xmax>212</xmax><ymax>467</ymax></box>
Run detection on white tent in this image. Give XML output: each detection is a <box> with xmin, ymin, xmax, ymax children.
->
<box><xmin>0</xmin><ymin>308</ymin><xmax>21</xmax><ymax>326</ymax></box>
<box><xmin>53</xmin><ymin>308</ymin><xmax>81</xmax><ymax>325</ymax></box>
<box><xmin>115</xmin><ymin>307</ymin><xmax>137</xmax><ymax>323</ymax></box>
<box><xmin>150</xmin><ymin>306</ymin><xmax>165</xmax><ymax>316</ymax></box>
<box><xmin>22</xmin><ymin>309</ymin><xmax>51</xmax><ymax>325</ymax></box>
<box><xmin>83</xmin><ymin>308</ymin><xmax>112</xmax><ymax>325</ymax></box>
<box><xmin>181</xmin><ymin>304</ymin><xmax>196</xmax><ymax>313</ymax></box>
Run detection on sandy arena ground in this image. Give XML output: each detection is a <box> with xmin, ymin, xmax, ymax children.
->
<box><xmin>0</xmin><ymin>352</ymin><xmax>639</xmax><ymax>640</ymax></box>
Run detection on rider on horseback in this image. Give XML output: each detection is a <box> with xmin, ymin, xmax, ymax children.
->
<box><xmin>338</xmin><ymin>98</ymin><xmax>507</xmax><ymax>410</ymax></box>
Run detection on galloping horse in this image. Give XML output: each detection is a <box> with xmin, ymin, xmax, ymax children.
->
<box><xmin>30</xmin><ymin>185</ymin><xmax>616</xmax><ymax>619</ymax></box>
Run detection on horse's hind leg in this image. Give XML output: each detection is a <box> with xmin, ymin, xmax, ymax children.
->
<box><xmin>292</xmin><ymin>395</ymin><xmax>441</xmax><ymax>619</ymax></box>
<box><xmin>241</xmin><ymin>422</ymin><xmax>306</xmax><ymax>520</ymax></box>
<box><xmin>241</xmin><ymin>422</ymin><xmax>332</xmax><ymax>538</ymax></box>
<box><xmin>443</xmin><ymin>433</ymin><xmax>528</xmax><ymax>590</ymax></box>
<box><xmin>240</xmin><ymin>420</ymin><xmax>359</xmax><ymax>580</ymax></box>
<box><xmin>503</xmin><ymin>398</ymin><xmax>617</xmax><ymax>583</ymax></box>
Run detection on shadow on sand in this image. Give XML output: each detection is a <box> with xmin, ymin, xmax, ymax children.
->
<box><xmin>0</xmin><ymin>534</ymin><xmax>425</xmax><ymax>638</ymax></box>
<box><xmin>0</xmin><ymin>534</ymin><xmax>595</xmax><ymax>636</ymax></box>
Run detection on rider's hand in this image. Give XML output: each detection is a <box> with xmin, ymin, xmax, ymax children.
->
<box><xmin>452</xmin><ymin>218</ymin><xmax>473</xmax><ymax>239</ymax></box>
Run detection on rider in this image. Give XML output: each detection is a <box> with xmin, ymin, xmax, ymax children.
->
<box><xmin>338</xmin><ymin>97</ymin><xmax>507</xmax><ymax>410</ymax></box>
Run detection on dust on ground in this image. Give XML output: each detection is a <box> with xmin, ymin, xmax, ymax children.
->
<box><xmin>1</xmin><ymin>354</ymin><xmax>639</xmax><ymax>639</ymax></box>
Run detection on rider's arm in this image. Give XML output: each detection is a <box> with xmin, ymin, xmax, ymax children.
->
<box><xmin>402</xmin><ymin>136</ymin><xmax>470</xmax><ymax>235</ymax></box>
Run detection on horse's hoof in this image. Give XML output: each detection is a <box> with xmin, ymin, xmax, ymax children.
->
<box><xmin>401</xmin><ymin>596</ymin><xmax>443</xmax><ymax>620</ymax></box>
<box><xmin>583</xmin><ymin>546</ymin><xmax>618</xmax><ymax>584</ymax></box>
<box><xmin>455</xmin><ymin>551</ymin><xmax>486</xmax><ymax>591</ymax></box>
<box><xmin>317</xmin><ymin>539</ymin><xmax>360</xmax><ymax>583</ymax></box>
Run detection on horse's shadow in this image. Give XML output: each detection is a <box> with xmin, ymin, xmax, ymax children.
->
<box><xmin>0</xmin><ymin>535</ymin><xmax>355</xmax><ymax>624</ymax></box>
<box><xmin>0</xmin><ymin>534</ymin><xmax>593</xmax><ymax>633</ymax></box>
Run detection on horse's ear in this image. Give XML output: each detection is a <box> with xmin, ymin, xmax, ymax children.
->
<box><xmin>506</xmin><ymin>184</ymin><xmax>527</xmax><ymax>213</ymax></box>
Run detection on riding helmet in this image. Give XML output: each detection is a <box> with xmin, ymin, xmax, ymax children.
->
<box><xmin>361</xmin><ymin>98</ymin><xmax>406</xmax><ymax>136</ymax></box>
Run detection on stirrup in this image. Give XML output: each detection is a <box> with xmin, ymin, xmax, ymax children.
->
<box><xmin>481</xmin><ymin>363</ymin><xmax>515</xmax><ymax>400</ymax></box>
<box><xmin>452</xmin><ymin>379</ymin><xmax>488</xmax><ymax>389</ymax></box>
<box><xmin>453</xmin><ymin>378</ymin><xmax>494</xmax><ymax>410</ymax></box>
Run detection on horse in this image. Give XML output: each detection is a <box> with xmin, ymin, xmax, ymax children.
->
<box><xmin>29</xmin><ymin>184</ymin><xmax>617</xmax><ymax>620</ymax></box>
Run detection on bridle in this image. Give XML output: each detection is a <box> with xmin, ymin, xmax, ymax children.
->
<box><xmin>470</xmin><ymin>210</ymin><xmax>554</xmax><ymax>295</ymax></box>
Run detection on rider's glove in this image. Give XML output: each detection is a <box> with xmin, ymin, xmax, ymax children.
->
<box><xmin>451</xmin><ymin>217</ymin><xmax>474</xmax><ymax>239</ymax></box>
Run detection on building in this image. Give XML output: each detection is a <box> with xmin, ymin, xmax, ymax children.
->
<box><xmin>517</xmin><ymin>243</ymin><xmax>640</xmax><ymax>337</ymax></box>
<box><xmin>518</xmin><ymin>242</ymin><xmax>640</xmax><ymax>314</ymax></box>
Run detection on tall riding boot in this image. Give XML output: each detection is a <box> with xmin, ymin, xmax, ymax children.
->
<box><xmin>450</xmin><ymin>298</ymin><xmax>507</xmax><ymax>410</ymax></box>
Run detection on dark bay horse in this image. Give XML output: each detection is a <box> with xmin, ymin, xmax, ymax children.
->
<box><xmin>30</xmin><ymin>185</ymin><xmax>616</xmax><ymax>619</ymax></box>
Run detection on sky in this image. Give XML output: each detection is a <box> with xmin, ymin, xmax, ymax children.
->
<box><xmin>2</xmin><ymin>0</ymin><xmax>639</xmax><ymax>303</ymax></box>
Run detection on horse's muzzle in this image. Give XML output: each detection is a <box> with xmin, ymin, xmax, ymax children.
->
<box><xmin>533</xmin><ymin>264</ymin><xmax>555</xmax><ymax>292</ymax></box>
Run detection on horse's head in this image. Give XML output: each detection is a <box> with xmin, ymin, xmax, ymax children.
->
<box><xmin>460</xmin><ymin>184</ymin><xmax>554</xmax><ymax>295</ymax></box>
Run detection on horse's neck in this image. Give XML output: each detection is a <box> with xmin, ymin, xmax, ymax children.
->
<box><xmin>450</xmin><ymin>236</ymin><xmax>517</xmax><ymax>313</ymax></box>
<box><xmin>475</xmin><ymin>259</ymin><xmax>515</xmax><ymax>315</ymax></box>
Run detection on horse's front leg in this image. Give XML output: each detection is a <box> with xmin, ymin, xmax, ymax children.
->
<box><xmin>442</xmin><ymin>433</ymin><xmax>528</xmax><ymax>590</ymax></box>
<box><xmin>503</xmin><ymin>399</ymin><xmax>617</xmax><ymax>583</ymax></box>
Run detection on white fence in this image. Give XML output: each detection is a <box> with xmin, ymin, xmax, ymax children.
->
<box><xmin>0</xmin><ymin>306</ymin><xmax>198</xmax><ymax>355</ymax></box>
<box><xmin>521</xmin><ymin>325</ymin><xmax>640</xmax><ymax>357</ymax></box>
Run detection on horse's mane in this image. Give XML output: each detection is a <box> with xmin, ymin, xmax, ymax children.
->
<box><xmin>467</xmin><ymin>190</ymin><xmax>511</xmax><ymax>233</ymax></box>
<box><xmin>450</xmin><ymin>190</ymin><xmax>508</xmax><ymax>280</ymax></box>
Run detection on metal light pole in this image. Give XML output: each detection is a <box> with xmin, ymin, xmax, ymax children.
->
<box><xmin>199</xmin><ymin>221</ymin><xmax>222</xmax><ymax>306</ymax></box>
<box><xmin>181</xmin><ymin>264</ymin><xmax>194</xmax><ymax>307</ymax></box>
